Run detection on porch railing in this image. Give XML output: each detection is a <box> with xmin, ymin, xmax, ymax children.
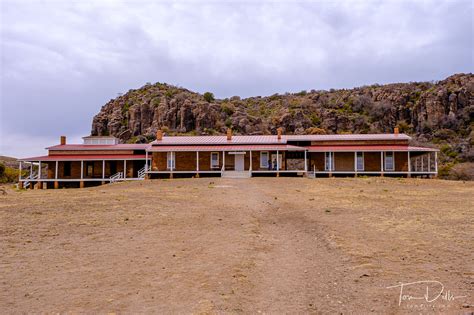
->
<box><xmin>23</xmin><ymin>172</ymin><xmax>38</xmax><ymax>189</ymax></box>
<box><xmin>110</xmin><ymin>172</ymin><xmax>123</xmax><ymax>183</ymax></box>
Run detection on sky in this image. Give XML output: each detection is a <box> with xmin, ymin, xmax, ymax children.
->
<box><xmin>1</xmin><ymin>0</ymin><xmax>473</xmax><ymax>158</ymax></box>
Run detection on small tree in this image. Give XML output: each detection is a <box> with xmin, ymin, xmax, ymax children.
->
<box><xmin>0</xmin><ymin>162</ymin><xmax>5</xmax><ymax>177</ymax></box>
<box><xmin>203</xmin><ymin>92</ymin><xmax>215</xmax><ymax>102</ymax></box>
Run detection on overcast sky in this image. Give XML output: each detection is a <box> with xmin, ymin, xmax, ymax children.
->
<box><xmin>1</xmin><ymin>0</ymin><xmax>473</xmax><ymax>157</ymax></box>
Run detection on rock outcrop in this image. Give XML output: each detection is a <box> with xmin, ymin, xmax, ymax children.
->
<box><xmin>91</xmin><ymin>74</ymin><xmax>474</xmax><ymax>177</ymax></box>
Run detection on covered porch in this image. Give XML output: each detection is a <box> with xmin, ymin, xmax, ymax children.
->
<box><xmin>307</xmin><ymin>145</ymin><xmax>439</xmax><ymax>177</ymax></box>
<box><xmin>146</xmin><ymin>144</ymin><xmax>308</xmax><ymax>178</ymax></box>
<box><xmin>18</xmin><ymin>154</ymin><xmax>151</xmax><ymax>189</ymax></box>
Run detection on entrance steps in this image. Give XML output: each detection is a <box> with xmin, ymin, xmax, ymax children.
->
<box><xmin>221</xmin><ymin>171</ymin><xmax>251</xmax><ymax>179</ymax></box>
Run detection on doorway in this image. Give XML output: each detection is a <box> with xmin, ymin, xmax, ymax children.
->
<box><xmin>234</xmin><ymin>154</ymin><xmax>245</xmax><ymax>171</ymax></box>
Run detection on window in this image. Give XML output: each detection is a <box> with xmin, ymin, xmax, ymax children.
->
<box><xmin>260</xmin><ymin>151</ymin><xmax>269</xmax><ymax>168</ymax></box>
<box><xmin>63</xmin><ymin>161</ymin><xmax>71</xmax><ymax>176</ymax></box>
<box><xmin>356</xmin><ymin>152</ymin><xmax>364</xmax><ymax>171</ymax></box>
<box><xmin>210</xmin><ymin>152</ymin><xmax>219</xmax><ymax>168</ymax></box>
<box><xmin>385</xmin><ymin>152</ymin><xmax>394</xmax><ymax>171</ymax></box>
<box><xmin>167</xmin><ymin>152</ymin><xmax>175</xmax><ymax>170</ymax></box>
<box><xmin>325</xmin><ymin>152</ymin><xmax>334</xmax><ymax>171</ymax></box>
<box><xmin>86</xmin><ymin>162</ymin><xmax>94</xmax><ymax>177</ymax></box>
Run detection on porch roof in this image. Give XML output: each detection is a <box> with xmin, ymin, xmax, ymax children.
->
<box><xmin>18</xmin><ymin>154</ymin><xmax>148</xmax><ymax>161</ymax></box>
<box><xmin>46</xmin><ymin>144</ymin><xmax>150</xmax><ymax>150</ymax></box>
<box><xmin>147</xmin><ymin>144</ymin><xmax>305</xmax><ymax>152</ymax></box>
<box><xmin>306</xmin><ymin>145</ymin><xmax>439</xmax><ymax>152</ymax></box>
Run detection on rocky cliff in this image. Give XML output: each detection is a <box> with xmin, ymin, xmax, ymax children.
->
<box><xmin>91</xmin><ymin>73</ymin><xmax>474</xmax><ymax>179</ymax></box>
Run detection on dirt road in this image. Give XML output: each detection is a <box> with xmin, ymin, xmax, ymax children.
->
<box><xmin>1</xmin><ymin>178</ymin><xmax>472</xmax><ymax>313</ymax></box>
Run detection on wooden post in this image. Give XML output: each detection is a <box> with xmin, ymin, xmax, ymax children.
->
<box><xmin>123</xmin><ymin>160</ymin><xmax>127</xmax><ymax>179</ymax></box>
<box><xmin>380</xmin><ymin>152</ymin><xmax>384</xmax><ymax>176</ymax></box>
<box><xmin>102</xmin><ymin>160</ymin><xmax>105</xmax><ymax>179</ymax></box>
<box><xmin>80</xmin><ymin>181</ymin><xmax>85</xmax><ymax>188</ymax></box>
<box><xmin>145</xmin><ymin>151</ymin><xmax>148</xmax><ymax>173</ymax></box>
<box><xmin>435</xmin><ymin>151</ymin><xmax>438</xmax><ymax>174</ymax></box>
<box><xmin>38</xmin><ymin>161</ymin><xmax>42</xmax><ymax>180</ymax></box>
<box><xmin>196</xmin><ymin>151</ymin><xmax>199</xmax><ymax>178</ymax></box>
<box><xmin>80</xmin><ymin>160</ymin><xmax>84</xmax><ymax>180</ymax></box>
<box><xmin>54</xmin><ymin>181</ymin><xmax>59</xmax><ymax>189</ymax></box>
<box><xmin>222</xmin><ymin>151</ymin><xmax>225</xmax><ymax>171</ymax></box>
<box><xmin>421</xmin><ymin>155</ymin><xmax>424</xmax><ymax>173</ymax></box>
<box><xmin>55</xmin><ymin>161</ymin><xmax>58</xmax><ymax>180</ymax></box>
<box><xmin>249</xmin><ymin>150</ymin><xmax>252</xmax><ymax>172</ymax></box>
<box><xmin>19</xmin><ymin>161</ymin><xmax>22</xmax><ymax>181</ymax></box>
<box><xmin>354</xmin><ymin>152</ymin><xmax>357</xmax><ymax>177</ymax></box>
<box><xmin>428</xmin><ymin>153</ymin><xmax>431</xmax><ymax>172</ymax></box>
<box><xmin>276</xmin><ymin>150</ymin><xmax>280</xmax><ymax>177</ymax></box>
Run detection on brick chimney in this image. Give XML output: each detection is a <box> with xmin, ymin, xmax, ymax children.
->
<box><xmin>394</xmin><ymin>127</ymin><xmax>399</xmax><ymax>135</ymax></box>
<box><xmin>156</xmin><ymin>129</ymin><xmax>163</xmax><ymax>141</ymax></box>
<box><xmin>60</xmin><ymin>136</ymin><xmax>66</xmax><ymax>145</ymax></box>
<box><xmin>277</xmin><ymin>127</ymin><xmax>283</xmax><ymax>140</ymax></box>
<box><xmin>227</xmin><ymin>128</ymin><xmax>232</xmax><ymax>141</ymax></box>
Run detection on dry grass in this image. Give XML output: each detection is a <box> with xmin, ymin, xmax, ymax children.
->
<box><xmin>0</xmin><ymin>178</ymin><xmax>472</xmax><ymax>313</ymax></box>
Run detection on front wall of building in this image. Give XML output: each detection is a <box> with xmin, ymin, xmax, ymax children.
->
<box><xmin>395</xmin><ymin>152</ymin><xmax>408</xmax><ymax>171</ymax></box>
<box><xmin>364</xmin><ymin>152</ymin><xmax>382</xmax><ymax>171</ymax></box>
<box><xmin>334</xmin><ymin>152</ymin><xmax>354</xmax><ymax>171</ymax></box>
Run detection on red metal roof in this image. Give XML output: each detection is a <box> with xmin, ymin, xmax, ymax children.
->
<box><xmin>19</xmin><ymin>154</ymin><xmax>148</xmax><ymax>161</ymax></box>
<box><xmin>150</xmin><ymin>133</ymin><xmax>411</xmax><ymax>146</ymax></box>
<box><xmin>46</xmin><ymin>144</ymin><xmax>150</xmax><ymax>150</ymax></box>
<box><xmin>287</xmin><ymin>134</ymin><xmax>411</xmax><ymax>141</ymax></box>
<box><xmin>306</xmin><ymin>145</ymin><xmax>438</xmax><ymax>152</ymax></box>
<box><xmin>147</xmin><ymin>144</ymin><xmax>305</xmax><ymax>152</ymax></box>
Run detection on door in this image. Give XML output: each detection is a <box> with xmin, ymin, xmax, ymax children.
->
<box><xmin>235</xmin><ymin>154</ymin><xmax>245</xmax><ymax>171</ymax></box>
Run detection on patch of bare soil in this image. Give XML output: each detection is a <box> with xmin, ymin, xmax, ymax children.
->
<box><xmin>0</xmin><ymin>178</ymin><xmax>472</xmax><ymax>313</ymax></box>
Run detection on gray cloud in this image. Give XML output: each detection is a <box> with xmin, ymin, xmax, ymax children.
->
<box><xmin>1</xmin><ymin>0</ymin><xmax>472</xmax><ymax>157</ymax></box>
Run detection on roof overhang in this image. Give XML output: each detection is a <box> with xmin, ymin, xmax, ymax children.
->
<box><xmin>147</xmin><ymin>144</ymin><xmax>305</xmax><ymax>152</ymax></box>
<box><xmin>306</xmin><ymin>145</ymin><xmax>439</xmax><ymax>152</ymax></box>
<box><xmin>18</xmin><ymin>154</ymin><xmax>149</xmax><ymax>161</ymax></box>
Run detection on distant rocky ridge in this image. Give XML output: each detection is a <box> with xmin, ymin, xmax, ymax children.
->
<box><xmin>91</xmin><ymin>73</ymin><xmax>474</xmax><ymax>179</ymax></box>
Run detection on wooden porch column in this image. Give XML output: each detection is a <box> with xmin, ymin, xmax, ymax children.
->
<box><xmin>80</xmin><ymin>160</ymin><xmax>84</xmax><ymax>188</ymax></box>
<box><xmin>170</xmin><ymin>152</ymin><xmax>174</xmax><ymax>179</ymax></box>
<box><xmin>354</xmin><ymin>152</ymin><xmax>357</xmax><ymax>177</ymax></box>
<box><xmin>145</xmin><ymin>151</ymin><xmax>148</xmax><ymax>173</ymax></box>
<box><xmin>249</xmin><ymin>151</ymin><xmax>252</xmax><ymax>172</ymax></box>
<box><xmin>276</xmin><ymin>150</ymin><xmax>280</xmax><ymax>177</ymax></box>
<box><xmin>222</xmin><ymin>151</ymin><xmax>225</xmax><ymax>172</ymax></box>
<box><xmin>123</xmin><ymin>160</ymin><xmax>127</xmax><ymax>178</ymax></box>
<box><xmin>102</xmin><ymin>160</ymin><xmax>105</xmax><ymax>179</ymax></box>
<box><xmin>54</xmin><ymin>160</ymin><xmax>59</xmax><ymax>189</ymax></box>
<box><xmin>435</xmin><ymin>152</ymin><xmax>438</xmax><ymax>176</ymax></box>
<box><xmin>421</xmin><ymin>155</ymin><xmax>424</xmax><ymax>173</ymax></box>
<box><xmin>380</xmin><ymin>152</ymin><xmax>384</xmax><ymax>176</ymax></box>
<box><xmin>196</xmin><ymin>151</ymin><xmax>199</xmax><ymax>178</ymax></box>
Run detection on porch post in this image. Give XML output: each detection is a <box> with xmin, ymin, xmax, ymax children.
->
<box><xmin>55</xmin><ymin>161</ymin><xmax>58</xmax><ymax>180</ymax></box>
<box><xmin>124</xmin><ymin>160</ymin><xmax>127</xmax><ymax>178</ymax></box>
<box><xmin>38</xmin><ymin>161</ymin><xmax>42</xmax><ymax>179</ymax></box>
<box><xmin>196</xmin><ymin>151</ymin><xmax>199</xmax><ymax>178</ymax></box>
<box><xmin>145</xmin><ymin>151</ymin><xmax>148</xmax><ymax>171</ymax></box>
<box><xmin>80</xmin><ymin>160</ymin><xmax>84</xmax><ymax>179</ymax></box>
<box><xmin>435</xmin><ymin>152</ymin><xmax>438</xmax><ymax>174</ymax></box>
<box><xmin>102</xmin><ymin>160</ymin><xmax>105</xmax><ymax>179</ymax></box>
<box><xmin>170</xmin><ymin>152</ymin><xmax>174</xmax><ymax>179</ymax></box>
<box><xmin>354</xmin><ymin>151</ymin><xmax>357</xmax><ymax>176</ymax></box>
<box><xmin>222</xmin><ymin>151</ymin><xmax>225</xmax><ymax>171</ymax></box>
<box><xmin>421</xmin><ymin>155</ymin><xmax>424</xmax><ymax>173</ymax></box>
<box><xmin>380</xmin><ymin>152</ymin><xmax>384</xmax><ymax>176</ymax></box>
<box><xmin>276</xmin><ymin>150</ymin><xmax>280</xmax><ymax>177</ymax></box>
<box><xmin>19</xmin><ymin>161</ymin><xmax>22</xmax><ymax>181</ymax></box>
<box><xmin>249</xmin><ymin>150</ymin><xmax>252</xmax><ymax>171</ymax></box>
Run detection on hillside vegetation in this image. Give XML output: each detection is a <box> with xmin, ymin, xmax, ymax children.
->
<box><xmin>92</xmin><ymin>74</ymin><xmax>474</xmax><ymax>179</ymax></box>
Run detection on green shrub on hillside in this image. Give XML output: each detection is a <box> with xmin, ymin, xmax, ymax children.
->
<box><xmin>203</xmin><ymin>92</ymin><xmax>215</xmax><ymax>102</ymax></box>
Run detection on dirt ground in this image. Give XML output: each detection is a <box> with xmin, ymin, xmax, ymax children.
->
<box><xmin>1</xmin><ymin>178</ymin><xmax>473</xmax><ymax>314</ymax></box>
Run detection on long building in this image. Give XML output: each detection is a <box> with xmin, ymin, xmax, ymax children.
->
<box><xmin>18</xmin><ymin>128</ymin><xmax>439</xmax><ymax>188</ymax></box>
